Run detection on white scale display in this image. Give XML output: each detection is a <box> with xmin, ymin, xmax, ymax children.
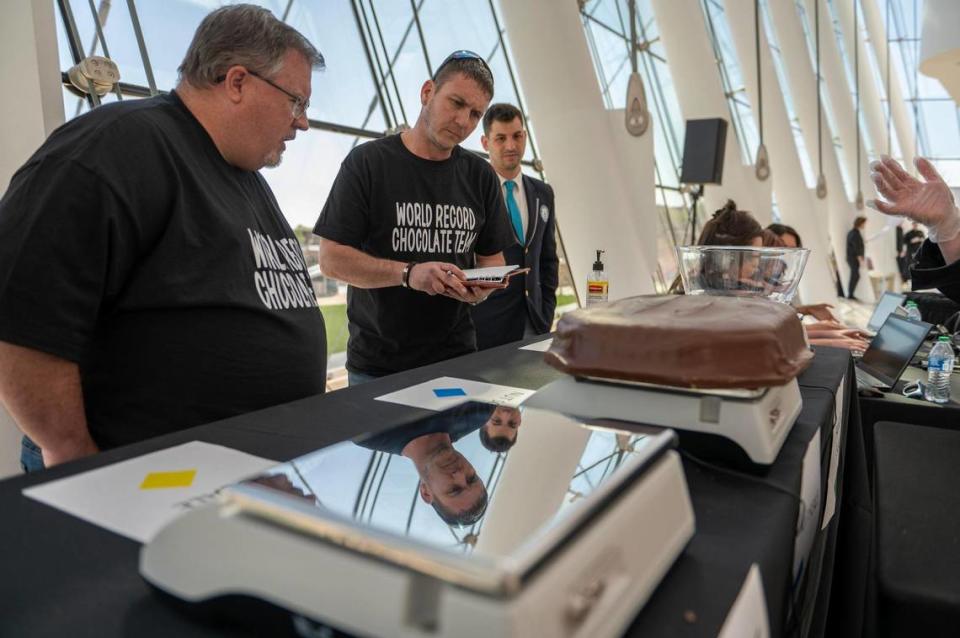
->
<box><xmin>141</xmin><ymin>402</ymin><xmax>695</xmax><ymax>638</ymax></box>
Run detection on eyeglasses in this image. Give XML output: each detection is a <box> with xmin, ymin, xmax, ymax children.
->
<box><xmin>218</xmin><ymin>69</ymin><xmax>310</xmax><ymax>120</ymax></box>
<box><xmin>248</xmin><ymin>70</ymin><xmax>310</xmax><ymax>120</ymax></box>
<box><xmin>433</xmin><ymin>50</ymin><xmax>492</xmax><ymax>80</ymax></box>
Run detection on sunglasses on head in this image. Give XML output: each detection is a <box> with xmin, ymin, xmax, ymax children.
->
<box><xmin>433</xmin><ymin>50</ymin><xmax>492</xmax><ymax>80</ymax></box>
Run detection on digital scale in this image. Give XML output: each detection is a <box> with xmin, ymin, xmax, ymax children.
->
<box><xmin>141</xmin><ymin>403</ymin><xmax>695</xmax><ymax>637</ymax></box>
<box><xmin>525</xmin><ymin>375</ymin><xmax>803</xmax><ymax>469</ymax></box>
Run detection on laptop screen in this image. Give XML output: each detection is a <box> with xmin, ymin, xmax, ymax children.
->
<box><xmin>859</xmin><ymin>314</ymin><xmax>932</xmax><ymax>387</ymax></box>
<box><xmin>867</xmin><ymin>291</ymin><xmax>907</xmax><ymax>332</ymax></box>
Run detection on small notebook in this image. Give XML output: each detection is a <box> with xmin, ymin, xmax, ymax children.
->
<box><xmin>461</xmin><ymin>265</ymin><xmax>530</xmax><ymax>287</ymax></box>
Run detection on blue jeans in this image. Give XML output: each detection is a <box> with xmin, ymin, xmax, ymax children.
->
<box><xmin>348</xmin><ymin>370</ymin><xmax>380</xmax><ymax>386</ymax></box>
<box><xmin>20</xmin><ymin>436</ymin><xmax>45</xmax><ymax>474</ymax></box>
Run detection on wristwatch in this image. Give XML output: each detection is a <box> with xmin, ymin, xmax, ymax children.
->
<box><xmin>401</xmin><ymin>261</ymin><xmax>417</xmax><ymax>288</ymax></box>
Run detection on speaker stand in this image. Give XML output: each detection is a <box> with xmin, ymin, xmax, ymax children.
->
<box><xmin>687</xmin><ymin>184</ymin><xmax>704</xmax><ymax>244</ymax></box>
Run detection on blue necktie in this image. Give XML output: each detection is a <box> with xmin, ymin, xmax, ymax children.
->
<box><xmin>504</xmin><ymin>180</ymin><xmax>524</xmax><ymax>243</ymax></box>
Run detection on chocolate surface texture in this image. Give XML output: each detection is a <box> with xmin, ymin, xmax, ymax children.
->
<box><xmin>545</xmin><ymin>295</ymin><xmax>813</xmax><ymax>389</ymax></box>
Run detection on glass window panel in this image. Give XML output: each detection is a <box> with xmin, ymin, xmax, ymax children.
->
<box><xmin>369</xmin><ymin>1</ymin><xmax>431</xmax><ymax>128</ymax></box>
<box><xmin>701</xmin><ymin>0</ymin><xmax>758</xmax><ymax>164</ymax></box>
<box><xmin>284</xmin><ymin>1</ymin><xmax>386</xmax><ymax>131</ymax></box>
<box><xmin>931</xmin><ymin>160</ymin><xmax>960</xmax><ymax>187</ymax></box>
<box><xmin>919</xmin><ymin>101</ymin><xmax>960</xmax><ymax>159</ymax></box>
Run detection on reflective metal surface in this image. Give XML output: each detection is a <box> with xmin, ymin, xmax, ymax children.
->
<box><xmin>223</xmin><ymin>402</ymin><xmax>675</xmax><ymax>595</ymax></box>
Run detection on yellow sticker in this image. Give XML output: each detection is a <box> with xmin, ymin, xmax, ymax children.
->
<box><xmin>140</xmin><ymin>469</ymin><xmax>197</xmax><ymax>490</ymax></box>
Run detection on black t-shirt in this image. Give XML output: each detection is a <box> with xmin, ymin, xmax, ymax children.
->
<box><xmin>314</xmin><ymin>134</ymin><xmax>514</xmax><ymax>376</ymax></box>
<box><xmin>0</xmin><ymin>92</ymin><xmax>327</xmax><ymax>449</ymax></box>
<box><xmin>355</xmin><ymin>403</ymin><xmax>495</xmax><ymax>455</ymax></box>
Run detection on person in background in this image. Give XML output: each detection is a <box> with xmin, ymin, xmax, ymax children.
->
<box><xmin>767</xmin><ymin>223</ymin><xmax>801</xmax><ymax>249</ymax></box>
<box><xmin>672</xmin><ymin>201</ymin><xmax>867</xmax><ymax>351</ymax></box>
<box><xmin>668</xmin><ymin>201</ymin><xmax>763</xmax><ymax>295</ymax></box>
<box><xmin>763</xmin><ymin>230</ymin><xmax>868</xmax><ymax>352</ymax></box>
<box><xmin>0</xmin><ymin>5</ymin><xmax>328</xmax><ymax>472</ymax></box>
<box><xmin>903</xmin><ymin>221</ymin><xmax>926</xmax><ymax>275</ymax></box>
<box><xmin>869</xmin><ymin>156</ymin><xmax>960</xmax><ymax>303</ymax></box>
<box><xmin>845</xmin><ymin>216</ymin><xmax>868</xmax><ymax>301</ymax></box>
<box><xmin>766</xmin><ymin>223</ymin><xmax>838</xmax><ymax>322</ymax></box>
<box><xmin>896</xmin><ymin>222</ymin><xmax>910</xmax><ymax>284</ymax></box>
<box><xmin>471</xmin><ymin>103</ymin><xmax>558</xmax><ymax>349</ymax></box>
<box><xmin>314</xmin><ymin>51</ymin><xmax>515</xmax><ymax>385</ymax></box>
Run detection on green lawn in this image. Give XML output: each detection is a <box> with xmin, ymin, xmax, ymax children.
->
<box><xmin>321</xmin><ymin>292</ymin><xmax>579</xmax><ymax>355</ymax></box>
<box><xmin>319</xmin><ymin>305</ymin><xmax>349</xmax><ymax>354</ymax></box>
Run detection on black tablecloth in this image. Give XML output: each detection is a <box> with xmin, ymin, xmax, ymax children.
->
<box><xmin>857</xmin><ymin>364</ymin><xmax>960</xmax><ymax>486</ymax></box>
<box><xmin>874</xmin><ymin>421</ymin><xmax>960</xmax><ymax>637</ymax></box>
<box><xmin>0</xmin><ymin>342</ymin><xmax>854</xmax><ymax>638</ymax></box>
<box><xmin>903</xmin><ymin>291</ymin><xmax>960</xmax><ymax>327</ymax></box>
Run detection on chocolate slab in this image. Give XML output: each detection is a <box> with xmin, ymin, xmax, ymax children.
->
<box><xmin>544</xmin><ymin>295</ymin><xmax>813</xmax><ymax>389</ymax></box>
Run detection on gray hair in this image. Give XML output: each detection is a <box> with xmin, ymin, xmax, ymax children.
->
<box><xmin>178</xmin><ymin>4</ymin><xmax>324</xmax><ymax>87</ymax></box>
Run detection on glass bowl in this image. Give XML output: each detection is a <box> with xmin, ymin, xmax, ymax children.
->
<box><xmin>675</xmin><ymin>245</ymin><xmax>811</xmax><ymax>304</ymax></box>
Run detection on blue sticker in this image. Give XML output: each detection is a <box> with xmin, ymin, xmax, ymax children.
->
<box><xmin>433</xmin><ymin>387</ymin><xmax>467</xmax><ymax>398</ymax></box>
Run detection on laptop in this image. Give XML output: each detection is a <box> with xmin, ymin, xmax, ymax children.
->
<box><xmin>867</xmin><ymin>291</ymin><xmax>907</xmax><ymax>333</ymax></box>
<box><xmin>855</xmin><ymin>314</ymin><xmax>933</xmax><ymax>390</ymax></box>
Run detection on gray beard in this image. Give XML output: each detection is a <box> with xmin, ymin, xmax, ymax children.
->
<box><xmin>264</xmin><ymin>149</ymin><xmax>284</xmax><ymax>168</ymax></box>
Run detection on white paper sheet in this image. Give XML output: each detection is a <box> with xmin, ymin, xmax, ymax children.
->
<box><xmin>375</xmin><ymin>376</ymin><xmax>535</xmax><ymax>411</ymax></box>
<box><xmin>519</xmin><ymin>338</ymin><xmax>553</xmax><ymax>352</ymax></box>
<box><xmin>718</xmin><ymin>564</ymin><xmax>770</xmax><ymax>638</ymax></box>
<box><xmin>793</xmin><ymin>429</ymin><xmax>822</xmax><ymax>580</ymax></box>
<box><xmin>23</xmin><ymin>441</ymin><xmax>274</xmax><ymax>543</ymax></box>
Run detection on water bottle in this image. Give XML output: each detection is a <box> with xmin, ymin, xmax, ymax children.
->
<box><xmin>924</xmin><ymin>336</ymin><xmax>955</xmax><ymax>404</ymax></box>
<box><xmin>905</xmin><ymin>301</ymin><xmax>922</xmax><ymax>322</ymax></box>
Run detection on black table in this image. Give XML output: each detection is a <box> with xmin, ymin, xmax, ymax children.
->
<box><xmin>857</xmin><ymin>363</ymin><xmax>960</xmax><ymax>485</ymax></box>
<box><xmin>874</xmin><ymin>421</ymin><xmax>960</xmax><ymax>637</ymax></box>
<box><xmin>0</xmin><ymin>342</ymin><xmax>854</xmax><ymax>638</ymax></box>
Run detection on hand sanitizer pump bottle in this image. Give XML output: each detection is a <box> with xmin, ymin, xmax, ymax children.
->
<box><xmin>586</xmin><ymin>250</ymin><xmax>609</xmax><ymax>307</ymax></box>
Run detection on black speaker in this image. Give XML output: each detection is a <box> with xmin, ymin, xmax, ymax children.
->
<box><xmin>680</xmin><ymin>118</ymin><xmax>728</xmax><ymax>185</ymax></box>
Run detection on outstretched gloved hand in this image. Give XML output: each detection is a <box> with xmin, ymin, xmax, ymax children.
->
<box><xmin>869</xmin><ymin>156</ymin><xmax>960</xmax><ymax>244</ymax></box>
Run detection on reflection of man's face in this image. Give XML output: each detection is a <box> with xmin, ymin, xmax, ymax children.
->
<box><xmin>418</xmin><ymin>443</ymin><xmax>485</xmax><ymax>517</ymax></box>
<box><xmin>483</xmin><ymin>406</ymin><xmax>521</xmax><ymax>444</ymax></box>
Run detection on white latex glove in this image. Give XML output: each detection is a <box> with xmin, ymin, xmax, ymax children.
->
<box><xmin>868</xmin><ymin>156</ymin><xmax>960</xmax><ymax>244</ymax></box>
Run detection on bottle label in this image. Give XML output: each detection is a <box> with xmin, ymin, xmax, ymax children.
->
<box><xmin>929</xmin><ymin>357</ymin><xmax>945</xmax><ymax>373</ymax></box>
<box><xmin>587</xmin><ymin>281</ymin><xmax>608</xmax><ymax>295</ymax></box>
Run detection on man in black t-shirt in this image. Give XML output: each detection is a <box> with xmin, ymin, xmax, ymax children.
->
<box><xmin>314</xmin><ymin>52</ymin><xmax>515</xmax><ymax>383</ymax></box>
<box><xmin>0</xmin><ymin>6</ymin><xmax>327</xmax><ymax>471</ymax></box>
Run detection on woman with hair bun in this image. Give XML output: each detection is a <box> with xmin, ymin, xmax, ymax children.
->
<box><xmin>669</xmin><ymin>201</ymin><xmax>763</xmax><ymax>294</ymax></box>
<box><xmin>671</xmin><ymin>201</ymin><xmax>868</xmax><ymax>352</ymax></box>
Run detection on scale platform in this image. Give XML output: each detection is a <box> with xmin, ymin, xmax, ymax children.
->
<box><xmin>141</xmin><ymin>402</ymin><xmax>695</xmax><ymax>638</ymax></box>
<box><xmin>525</xmin><ymin>376</ymin><xmax>803</xmax><ymax>470</ymax></box>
